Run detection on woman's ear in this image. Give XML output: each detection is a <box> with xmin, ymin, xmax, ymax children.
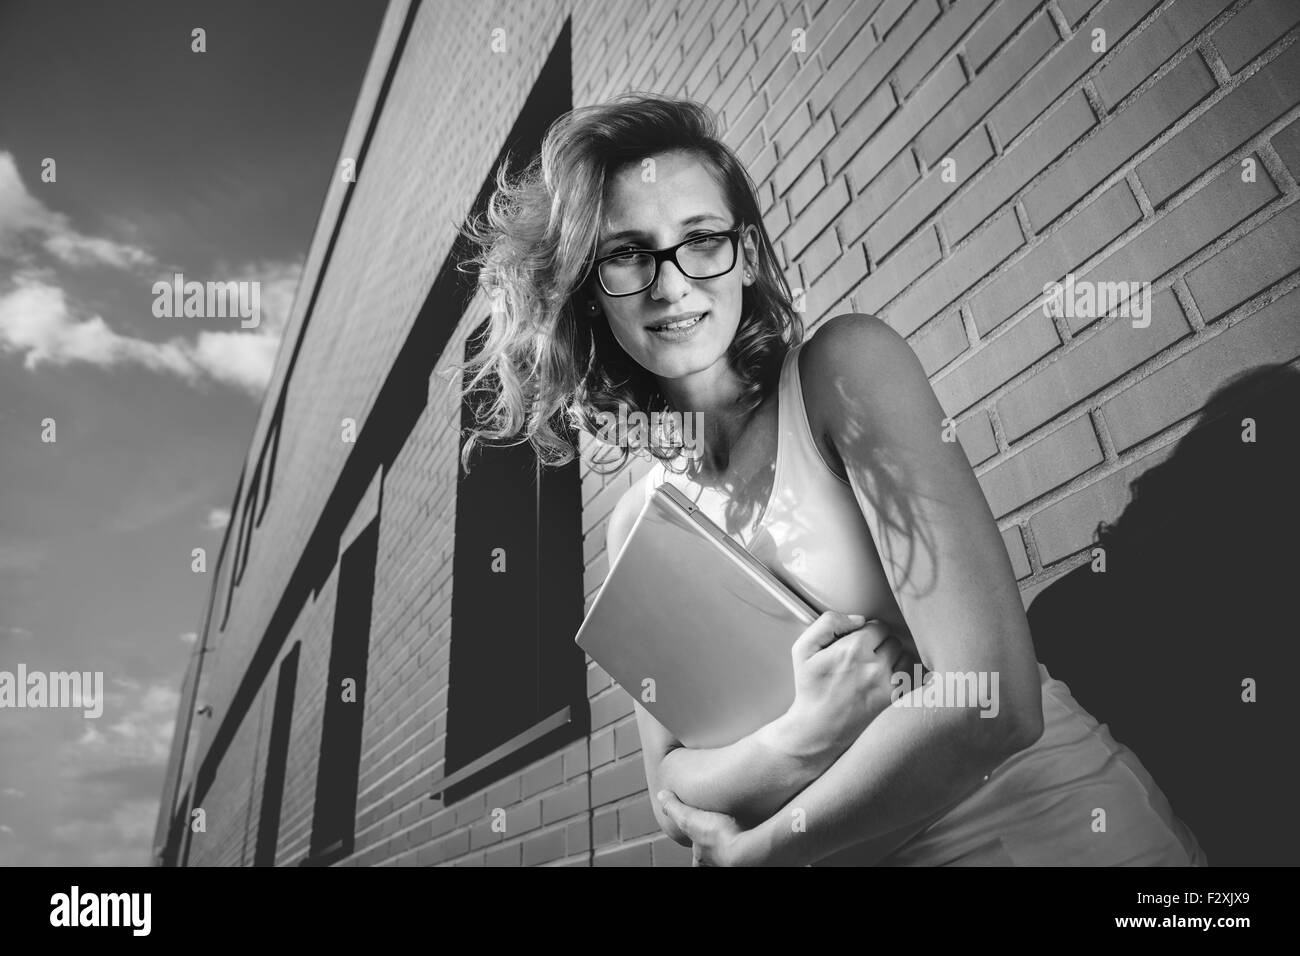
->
<box><xmin>741</xmin><ymin>226</ymin><xmax>760</xmax><ymax>286</ymax></box>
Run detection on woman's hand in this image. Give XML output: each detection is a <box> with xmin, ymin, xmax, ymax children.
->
<box><xmin>657</xmin><ymin>789</ymin><xmax>763</xmax><ymax>866</ymax></box>
<box><xmin>780</xmin><ymin>611</ymin><xmax>916</xmax><ymax>761</ymax></box>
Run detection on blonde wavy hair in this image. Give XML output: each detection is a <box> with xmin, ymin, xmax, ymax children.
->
<box><xmin>455</xmin><ymin>92</ymin><xmax>802</xmax><ymax>475</ymax></box>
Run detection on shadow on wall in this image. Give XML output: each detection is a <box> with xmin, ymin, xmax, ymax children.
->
<box><xmin>1027</xmin><ymin>364</ymin><xmax>1300</xmax><ymax>866</ymax></box>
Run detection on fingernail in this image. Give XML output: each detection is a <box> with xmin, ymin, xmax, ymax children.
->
<box><xmin>847</xmin><ymin>614</ymin><xmax>866</xmax><ymax>624</ymax></box>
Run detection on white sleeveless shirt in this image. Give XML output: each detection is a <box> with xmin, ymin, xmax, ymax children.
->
<box><xmin>641</xmin><ymin>337</ymin><xmax>1207</xmax><ymax>866</ymax></box>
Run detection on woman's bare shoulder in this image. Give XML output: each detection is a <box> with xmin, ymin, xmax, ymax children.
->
<box><xmin>800</xmin><ymin>313</ymin><xmax>915</xmax><ymax>439</ymax></box>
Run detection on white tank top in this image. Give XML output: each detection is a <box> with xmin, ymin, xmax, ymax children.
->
<box><xmin>641</xmin><ymin>338</ymin><xmax>1207</xmax><ymax>866</ymax></box>
<box><xmin>644</xmin><ymin>341</ymin><xmax>913</xmax><ymax>642</ymax></box>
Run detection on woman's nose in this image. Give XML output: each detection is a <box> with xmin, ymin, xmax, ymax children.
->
<box><xmin>650</xmin><ymin>259</ymin><xmax>691</xmax><ymax>302</ymax></box>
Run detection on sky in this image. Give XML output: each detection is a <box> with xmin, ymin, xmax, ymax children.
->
<box><xmin>0</xmin><ymin>0</ymin><xmax>388</xmax><ymax>866</ymax></box>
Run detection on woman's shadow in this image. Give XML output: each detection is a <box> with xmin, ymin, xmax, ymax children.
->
<box><xmin>1028</xmin><ymin>365</ymin><xmax>1300</xmax><ymax>866</ymax></box>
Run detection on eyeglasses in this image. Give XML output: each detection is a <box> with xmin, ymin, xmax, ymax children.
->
<box><xmin>592</xmin><ymin>226</ymin><xmax>743</xmax><ymax>297</ymax></box>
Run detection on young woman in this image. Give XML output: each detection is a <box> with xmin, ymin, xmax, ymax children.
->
<box><xmin>459</xmin><ymin>92</ymin><xmax>1207</xmax><ymax>867</ymax></box>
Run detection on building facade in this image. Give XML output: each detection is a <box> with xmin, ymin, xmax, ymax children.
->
<box><xmin>155</xmin><ymin>0</ymin><xmax>1300</xmax><ymax>866</ymax></box>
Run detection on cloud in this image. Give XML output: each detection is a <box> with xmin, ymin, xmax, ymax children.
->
<box><xmin>205</xmin><ymin>507</ymin><xmax>230</xmax><ymax>530</ymax></box>
<box><xmin>1</xmin><ymin>789</ymin><xmax>23</xmax><ymax>798</ymax></box>
<box><xmin>0</xmin><ymin>259</ymin><xmax>301</xmax><ymax>398</ymax></box>
<box><xmin>0</xmin><ymin>626</ymin><xmax>34</xmax><ymax>641</ymax></box>
<box><xmin>178</xmin><ymin>632</ymin><xmax>197</xmax><ymax>645</ymax></box>
<box><xmin>0</xmin><ymin>825</ymin><xmax>13</xmax><ymax>836</ymax></box>
<box><xmin>74</xmin><ymin>681</ymin><xmax>179</xmax><ymax>767</ymax></box>
<box><xmin>0</xmin><ymin>151</ymin><xmax>154</xmax><ymax>270</ymax></box>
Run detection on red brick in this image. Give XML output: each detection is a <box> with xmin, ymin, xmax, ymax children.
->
<box><xmin>591</xmin><ymin>756</ymin><xmax>647</xmax><ymax>806</ymax></box>
<box><xmin>1095</xmin><ymin>0</ymin><xmax>1235</xmax><ymax>110</ymax></box>
<box><xmin>836</xmin><ymin>57</ymin><xmax>965</xmax><ymax>180</ymax></box>
<box><xmin>991</xmin><ymin>0</ymin><xmax>1164</xmax><ymax>145</ymax></box>
<box><xmin>874</xmin><ymin>0</ymin><xmax>914</xmax><ymax>38</ymax></box>
<box><xmin>1029</xmin><ymin>440</ymin><xmax>1179</xmax><ymax>564</ymax></box>
<box><xmin>969</xmin><ymin>181</ymin><xmax>1141</xmax><ymax>335</ymax></box>
<box><xmin>807</xmin><ymin>0</ymin><xmax>880</xmax><ymax>71</ymax></box>
<box><xmin>589</xmin><ymin>684</ymin><xmax>634</xmax><ymax>729</ymax></box>
<box><xmin>1101</xmin><ymin>285</ymin><xmax>1300</xmax><ymax>451</ymax></box>
<box><xmin>868</xmin><ymin>127</ymin><xmax>994</xmax><ymax>262</ymax></box>
<box><xmin>1059</xmin><ymin>0</ymin><xmax>1101</xmax><ymax>27</ymax></box>
<box><xmin>521</xmin><ymin>827</ymin><xmax>565</xmax><ymax>866</ymax></box>
<box><xmin>890</xmin><ymin>208</ymin><xmax>1024</xmax><ymax>337</ymax></box>
<box><xmin>783</xmin><ymin>176</ymin><xmax>851</xmax><ymax>258</ymax></box>
<box><xmin>856</xmin><ymin>226</ymin><xmax>943</xmax><ymax>314</ymax></box>
<box><xmin>843</xmin><ymin>150</ymin><xmax>920</xmax><ymax>240</ymax></box>
<box><xmin>967</xmin><ymin>0</ymin><xmax>1045</xmax><ymax>73</ymax></box>
<box><xmin>997</xmin><ymin>289</ymin><xmax>1192</xmax><ymax>442</ymax></box>
<box><xmin>957</xmin><ymin>410</ymin><xmax>998</xmax><ymax>466</ymax></box>
<box><xmin>767</xmin><ymin>59</ymin><xmax>824</xmax><ymax>142</ymax></box>
<box><xmin>943</xmin><ymin>90</ymin><xmax>1097</xmax><ymax>244</ymax></box>
<box><xmin>1137</xmin><ymin>42</ymin><xmax>1300</xmax><ymax>205</ymax></box>
<box><xmin>895</xmin><ymin>0</ymin><xmax>997</xmax><ymax>95</ymax></box>
<box><xmin>1271</xmin><ymin>116</ymin><xmax>1300</xmax><ymax>180</ymax></box>
<box><xmin>934</xmin><ymin>309</ymin><xmax>1061</xmax><ymax>416</ymax></box>
<box><xmin>772</xmin><ymin>113</ymin><xmax>835</xmax><ymax>196</ymax></box>
<box><xmin>1212</xmin><ymin>0</ymin><xmax>1300</xmax><ymax>73</ymax></box>
<box><xmin>978</xmin><ymin>415</ymin><xmax>1104</xmax><ymax>519</ymax></box>
<box><xmin>809</xmin><ymin>244</ymin><xmax>870</xmax><ymax>317</ymax></box>
<box><xmin>1184</xmin><ymin>201</ymin><xmax>1300</xmax><ymax>321</ymax></box>
<box><xmin>593</xmin><ymin>841</ymin><xmax>653</xmax><ymax>866</ymax></box>
<box><xmin>823</xmin><ymin>84</ymin><xmax>897</xmax><ymax>174</ymax></box>
<box><xmin>787</xmin><ymin>162</ymin><xmax>827</xmax><ymax>218</ymax></box>
<box><xmin>917</xmin><ymin>13</ymin><xmax>1057</xmax><ymax>166</ymax></box>
<box><xmin>1024</xmin><ymin>54</ymin><xmax>1217</xmax><ymax>231</ymax></box>
<box><xmin>540</xmin><ymin>779</ymin><xmax>588</xmax><ymax>825</ymax></box>
<box><xmin>815</xmin><ymin>0</ymin><xmax>940</xmax><ymax>117</ymax></box>
<box><xmin>651</xmin><ymin>835</ymin><xmax>694</xmax><ymax>866</ymax></box>
<box><xmin>797</xmin><ymin>228</ymin><xmax>842</xmax><ymax>285</ymax></box>
<box><xmin>618</xmin><ymin>797</ymin><xmax>661</xmax><ymax>840</ymax></box>
<box><xmin>908</xmin><ymin>309</ymin><xmax>968</xmax><ymax>375</ymax></box>
<box><xmin>806</xmin><ymin>7</ymin><xmax>882</xmax><ymax>116</ymax></box>
<box><xmin>1069</xmin><ymin>157</ymin><xmax>1277</xmax><ymax>333</ymax></box>
<box><xmin>1003</xmin><ymin>525</ymin><xmax>1032</xmax><ymax>580</ymax></box>
<box><xmin>521</xmin><ymin>754</ymin><xmax>563</xmax><ymax>798</ymax></box>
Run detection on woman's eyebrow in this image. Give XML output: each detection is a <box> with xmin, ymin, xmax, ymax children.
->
<box><xmin>599</xmin><ymin>213</ymin><xmax>729</xmax><ymax>246</ymax></box>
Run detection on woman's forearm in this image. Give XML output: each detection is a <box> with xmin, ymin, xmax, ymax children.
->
<box><xmin>657</xmin><ymin>713</ymin><xmax>838</xmax><ymax>826</ymax></box>
<box><xmin>748</xmin><ymin>699</ymin><xmax>1029</xmax><ymax>866</ymax></box>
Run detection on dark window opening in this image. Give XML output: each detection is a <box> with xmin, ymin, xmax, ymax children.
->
<box><xmin>306</xmin><ymin>519</ymin><xmax>378</xmax><ymax>864</ymax></box>
<box><xmin>440</xmin><ymin>317</ymin><xmax>587</xmax><ymax>803</ymax></box>
<box><xmin>255</xmin><ymin>641</ymin><xmax>300</xmax><ymax>866</ymax></box>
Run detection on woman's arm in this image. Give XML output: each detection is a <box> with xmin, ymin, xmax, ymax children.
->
<box><xmin>606</xmin><ymin>483</ymin><xmax>846</xmax><ymax>845</ymax></box>
<box><xmin>634</xmin><ymin>700</ymin><xmax>829</xmax><ymax>846</ymax></box>
<box><xmin>738</xmin><ymin>313</ymin><xmax>1045</xmax><ymax>866</ymax></box>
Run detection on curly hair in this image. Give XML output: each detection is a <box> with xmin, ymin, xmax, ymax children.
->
<box><xmin>453</xmin><ymin>92</ymin><xmax>802</xmax><ymax>475</ymax></box>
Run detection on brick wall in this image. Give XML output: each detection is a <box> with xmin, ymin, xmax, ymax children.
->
<box><xmin>162</xmin><ymin>0</ymin><xmax>1300</xmax><ymax>866</ymax></box>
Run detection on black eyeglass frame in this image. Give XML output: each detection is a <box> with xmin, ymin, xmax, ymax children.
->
<box><xmin>590</xmin><ymin>225</ymin><xmax>745</xmax><ymax>297</ymax></box>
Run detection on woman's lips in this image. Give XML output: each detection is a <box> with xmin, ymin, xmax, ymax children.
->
<box><xmin>647</xmin><ymin>311</ymin><xmax>707</xmax><ymax>339</ymax></box>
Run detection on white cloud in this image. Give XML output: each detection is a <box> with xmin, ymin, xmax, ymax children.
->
<box><xmin>0</xmin><ymin>151</ymin><xmax>154</xmax><ymax>270</ymax></box>
<box><xmin>1</xmin><ymin>789</ymin><xmax>22</xmax><ymax>798</ymax></box>
<box><xmin>75</xmin><ymin>681</ymin><xmax>179</xmax><ymax>767</ymax></box>
<box><xmin>178</xmin><ymin>631</ymin><xmax>198</xmax><ymax>645</ymax></box>
<box><xmin>0</xmin><ymin>825</ymin><xmax>13</xmax><ymax>836</ymax></box>
<box><xmin>205</xmin><ymin>507</ymin><xmax>230</xmax><ymax>530</ymax></box>
<box><xmin>0</xmin><ymin>261</ymin><xmax>302</xmax><ymax>398</ymax></box>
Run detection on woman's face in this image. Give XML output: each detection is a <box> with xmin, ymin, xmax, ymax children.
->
<box><xmin>591</xmin><ymin>149</ymin><xmax>758</xmax><ymax>381</ymax></box>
